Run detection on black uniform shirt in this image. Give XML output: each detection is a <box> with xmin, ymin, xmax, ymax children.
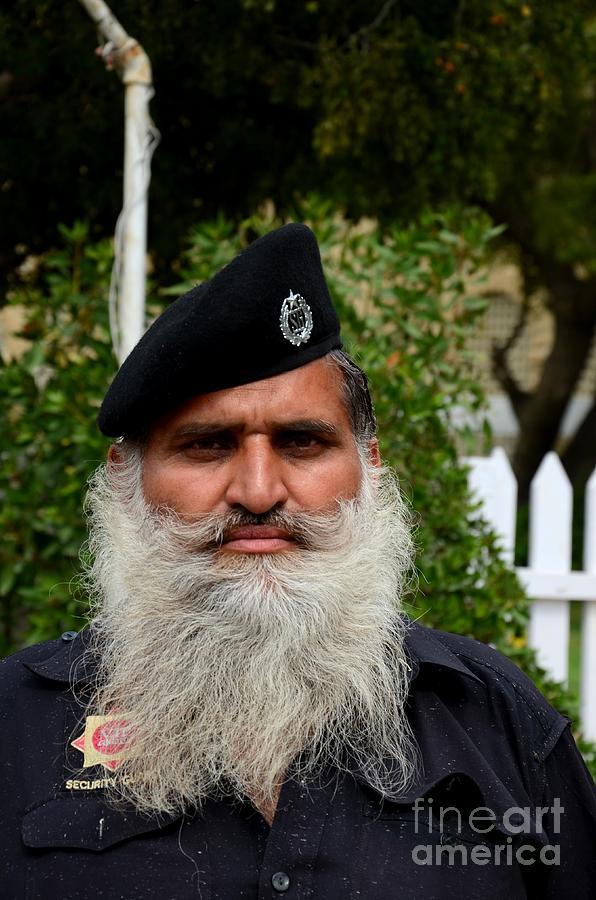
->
<box><xmin>1</xmin><ymin>622</ymin><xmax>595</xmax><ymax>899</ymax></box>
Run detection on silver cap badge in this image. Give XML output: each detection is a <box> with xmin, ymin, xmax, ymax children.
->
<box><xmin>279</xmin><ymin>290</ymin><xmax>313</xmax><ymax>346</ymax></box>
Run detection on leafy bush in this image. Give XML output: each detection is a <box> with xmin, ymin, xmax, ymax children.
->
<box><xmin>1</xmin><ymin>200</ymin><xmax>594</xmax><ymax>773</ymax></box>
<box><xmin>1</xmin><ymin>223</ymin><xmax>114</xmax><ymax>647</ymax></box>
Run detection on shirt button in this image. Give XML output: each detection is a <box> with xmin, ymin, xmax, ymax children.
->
<box><xmin>61</xmin><ymin>631</ymin><xmax>78</xmax><ymax>642</ymax></box>
<box><xmin>271</xmin><ymin>871</ymin><xmax>291</xmax><ymax>892</ymax></box>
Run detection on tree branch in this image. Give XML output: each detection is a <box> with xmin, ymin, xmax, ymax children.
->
<box><xmin>490</xmin><ymin>293</ymin><xmax>531</xmax><ymax>417</ymax></box>
<box><xmin>562</xmin><ymin>396</ymin><xmax>596</xmax><ymax>489</ymax></box>
<box><xmin>491</xmin><ymin>345</ymin><xmax>529</xmax><ymax>418</ymax></box>
<box><xmin>487</xmin><ymin>200</ymin><xmax>596</xmax><ymax>322</ymax></box>
<box><xmin>482</xmin><ymin>199</ymin><xmax>596</xmax><ymax>495</ymax></box>
<box><xmin>454</xmin><ymin>0</ymin><xmax>467</xmax><ymax>38</ymax></box>
<box><xmin>349</xmin><ymin>0</ymin><xmax>401</xmax><ymax>45</ymax></box>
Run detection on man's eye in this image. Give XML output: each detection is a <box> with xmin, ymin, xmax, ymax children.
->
<box><xmin>282</xmin><ymin>434</ymin><xmax>321</xmax><ymax>451</ymax></box>
<box><xmin>197</xmin><ymin>439</ymin><xmax>225</xmax><ymax>449</ymax></box>
<box><xmin>185</xmin><ymin>438</ymin><xmax>232</xmax><ymax>453</ymax></box>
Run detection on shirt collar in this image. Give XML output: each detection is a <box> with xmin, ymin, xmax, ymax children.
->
<box><xmin>403</xmin><ymin>620</ymin><xmax>484</xmax><ymax>686</ymax></box>
<box><xmin>24</xmin><ymin>620</ymin><xmax>484</xmax><ymax>688</ymax></box>
<box><xmin>23</xmin><ymin>630</ymin><xmax>97</xmax><ymax>684</ymax></box>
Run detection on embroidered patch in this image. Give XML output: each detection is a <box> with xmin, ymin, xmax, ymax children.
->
<box><xmin>71</xmin><ymin>715</ymin><xmax>135</xmax><ymax>772</ymax></box>
<box><xmin>279</xmin><ymin>290</ymin><xmax>313</xmax><ymax>346</ymax></box>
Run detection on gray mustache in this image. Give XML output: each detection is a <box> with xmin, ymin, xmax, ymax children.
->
<box><xmin>150</xmin><ymin>505</ymin><xmax>345</xmax><ymax>551</ymax></box>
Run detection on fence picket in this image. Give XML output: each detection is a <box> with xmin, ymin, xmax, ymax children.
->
<box><xmin>582</xmin><ymin>469</ymin><xmax>596</xmax><ymax>741</ymax></box>
<box><xmin>465</xmin><ymin>447</ymin><xmax>517</xmax><ymax>562</ymax></box>
<box><xmin>527</xmin><ymin>453</ymin><xmax>572</xmax><ymax>685</ymax></box>
<box><xmin>465</xmin><ymin>449</ymin><xmax>596</xmax><ymax>742</ymax></box>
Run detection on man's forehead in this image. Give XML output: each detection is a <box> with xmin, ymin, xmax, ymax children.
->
<box><xmin>148</xmin><ymin>359</ymin><xmax>350</xmax><ymax>437</ymax></box>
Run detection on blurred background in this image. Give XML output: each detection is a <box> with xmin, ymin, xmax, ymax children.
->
<box><xmin>1</xmin><ymin>1</ymin><xmax>596</xmax><ymax>769</ymax></box>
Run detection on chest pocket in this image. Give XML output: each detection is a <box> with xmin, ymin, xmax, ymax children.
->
<box><xmin>21</xmin><ymin>796</ymin><xmax>210</xmax><ymax>900</ymax></box>
<box><xmin>364</xmin><ymin>772</ymin><xmax>498</xmax><ymax>838</ymax></box>
<box><xmin>352</xmin><ymin>774</ymin><xmax>531</xmax><ymax>900</ymax></box>
<box><xmin>22</xmin><ymin>795</ymin><xmax>173</xmax><ymax>851</ymax></box>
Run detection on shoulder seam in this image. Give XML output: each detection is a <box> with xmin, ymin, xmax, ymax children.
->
<box><xmin>454</xmin><ymin>646</ymin><xmax>566</xmax><ymax>757</ymax></box>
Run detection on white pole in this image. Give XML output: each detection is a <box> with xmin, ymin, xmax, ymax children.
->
<box><xmin>120</xmin><ymin>81</ymin><xmax>151</xmax><ymax>361</ymax></box>
<box><xmin>77</xmin><ymin>0</ymin><xmax>158</xmax><ymax>363</ymax></box>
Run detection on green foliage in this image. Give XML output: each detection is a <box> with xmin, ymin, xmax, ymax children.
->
<box><xmin>0</xmin><ymin>223</ymin><xmax>113</xmax><ymax>648</ymax></box>
<box><xmin>2</xmin><ymin>1</ymin><xmax>595</xmax><ymax>276</ymax></box>
<box><xmin>1</xmin><ymin>200</ymin><xmax>594</xmax><ymax>774</ymax></box>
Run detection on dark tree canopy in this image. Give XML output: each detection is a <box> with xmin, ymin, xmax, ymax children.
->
<box><xmin>3</xmin><ymin>0</ymin><xmax>596</xmax><ymax>487</ymax></box>
<box><xmin>1</xmin><ymin>1</ymin><xmax>592</xmax><ymax>265</ymax></box>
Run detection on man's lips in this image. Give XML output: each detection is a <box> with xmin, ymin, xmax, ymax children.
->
<box><xmin>221</xmin><ymin>525</ymin><xmax>295</xmax><ymax>553</ymax></box>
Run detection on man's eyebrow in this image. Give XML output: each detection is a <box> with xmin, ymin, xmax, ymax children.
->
<box><xmin>170</xmin><ymin>423</ymin><xmax>234</xmax><ymax>438</ymax></box>
<box><xmin>169</xmin><ymin>419</ymin><xmax>340</xmax><ymax>438</ymax></box>
<box><xmin>274</xmin><ymin>419</ymin><xmax>339</xmax><ymax>435</ymax></box>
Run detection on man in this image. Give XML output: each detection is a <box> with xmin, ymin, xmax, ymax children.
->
<box><xmin>1</xmin><ymin>224</ymin><xmax>595</xmax><ymax>898</ymax></box>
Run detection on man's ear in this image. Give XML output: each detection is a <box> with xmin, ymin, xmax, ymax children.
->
<box><xmin>367</xmin><ymin>438</ymin><xmax>382</xmax><ymax>468</ymax></box>
<box><xmin>107</xmin><ymin>443</ymin><xmax>123</xmax><ymax>469</ymax></box>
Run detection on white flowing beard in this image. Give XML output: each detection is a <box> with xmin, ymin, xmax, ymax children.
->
<box><xmin>81</xmin><ymin>448</ymin><xmax>419</xmax><ymax>816</ymax></box>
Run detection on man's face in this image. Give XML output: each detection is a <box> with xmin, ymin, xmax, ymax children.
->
<box><xmin>137</xmin><ymin>358</ymin><xmax>376</xmax><ymax>553</ymax></box>
<box><xmin>91</xmin><ymin>360</ymin><xmax>415</xmax><ymax>815</ymax></box>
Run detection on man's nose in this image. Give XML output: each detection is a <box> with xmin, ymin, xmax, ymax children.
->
<box><xmin>224</xmin><ymin>439</ymin><xmax>289</xmax><ymax>514</ymax></box>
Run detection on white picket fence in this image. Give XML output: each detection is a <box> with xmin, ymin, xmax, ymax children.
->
<box><xmin>465</xmin><ymin>448</ymin><xmax>596</xmax><ymax>742</ymax></box>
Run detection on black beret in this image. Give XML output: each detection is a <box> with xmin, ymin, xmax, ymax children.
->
<box><xmin>98</xmin><ymin>223</ymin><xmax>342</xmax><ymax>437</ymax></box>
